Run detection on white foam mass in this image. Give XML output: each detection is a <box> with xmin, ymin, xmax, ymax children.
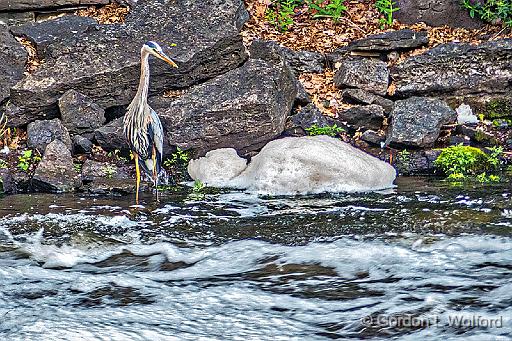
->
<box><xmin>188</xmin><ymin>135</ymin><xmax>396</xmax><ymax>195</ymax></box>
<box><xmin>188</xmin><ymin>148</ymin><xmax>247</xmax><ymax>187</ymax></box>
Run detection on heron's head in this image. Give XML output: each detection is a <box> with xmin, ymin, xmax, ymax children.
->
<box><xmin>143</xmin><ymin>41</ymin><xmax>178</xmax><ymax>68</ymax></box>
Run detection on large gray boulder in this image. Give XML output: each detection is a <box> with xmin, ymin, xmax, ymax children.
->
<box><xmin>10</xmin><ymin>16</ymin><xmax>98</xmax><ymax>60</ymax></box>
<box><xmin>0</xmin><ymin>0</ymin><xmax>108</xmax><ymax>11</ymax></box>
<box><xmin>0</xmin><ymin>24</ymin><xmax>27</xmax><ymax>103</ymax></box>
<box><xmin>392</xmin><ymin>39</ymin><xmax>512</xmax><ymax>99</ymax></box>
<box><xmin>395</xmin><ymin>0</ymin><xmax>484</xmax><ymax>28</ymax></box>
<box><xmin>334</xmin><ymin>57</ymin><xmax>389</xmax><ymax>96</ymax></box>
<box><xmin>345</xmin><ymin>29</ymin><xmax>428</xmax><ymax>53</ymax></box>
<box><xmin>27</xmin><ymin>118</ymin><xmax>72</xmax><ymax>153</ymax></box>
<box><xmin>32</xmin><ymin>140</ymin><xmax>82</xmax><ymax>193</ymax></box>
<box><xmin>249</xmin><ymin>40</ymin><xmax>325</xmax><ymax>75</ymax></box>
<box><xmin>8</xmin><ymin>0</ymin><xmax>249</xmax><ymax>125</ymax></box>
<box><xmin>58</xmin><ymin>89</ymin><xmax>106</xmax><ymax>134</ymax></box>
<box><xmin>386</xmin><ymin>97</ymin><xmax>457</xmax><ymax>148</ymax></box>
<box><xmin>157</xmin><ymin>58</ymin><xmax>297</xmax><ymax>156</ymax></box>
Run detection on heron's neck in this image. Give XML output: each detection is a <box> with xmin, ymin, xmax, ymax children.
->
<box><xmin>136</xmin><ymin>50</ymin><xmax>150</xmax><ymax>104</ymax></box>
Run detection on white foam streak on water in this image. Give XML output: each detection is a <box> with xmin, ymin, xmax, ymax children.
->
<box><xmin>1</xmin><ymin>233</ymin><xmax>511</xmax><ymax>340</ymax></box>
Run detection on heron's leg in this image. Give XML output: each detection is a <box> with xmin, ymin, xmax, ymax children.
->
<box><xmin>134</xmin><ymin>153</ymin><xmax>140</xmax><ymax>204</ymax></box>
<box><xmin>152</xmin><ymin>146</ymin><xmax>159</xmax><ymax>202</ymax></box>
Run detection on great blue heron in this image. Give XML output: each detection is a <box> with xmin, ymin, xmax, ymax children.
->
<box><xmin>123</xmin><ymin>41</ymin><xmax>178</xmax><ymax>203</ymax></box>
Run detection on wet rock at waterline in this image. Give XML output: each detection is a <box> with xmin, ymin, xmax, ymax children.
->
<box><xmin>81</xmin><ymin>159</ymin><xmax>130</xmax><ymax>182</ymax></box>
<box><xmin>157</xmin><ymin>59</ymin><xmax>297</xmax><ymax>156</ymax></box>
<box><xmin>0</xmin><ymin>169</ymin><xmax>15</xmax><ymax>194</ymax></box>
<box><xmin>391</xmin><ymin>39</ymin><xmax>512</xmax><ymax>98</ymax></box>
<box><xmin>0</xmin><ymin>24</ymin><xmax>27</xmax><ymax>103</ymax></box>
<box><xmin>32</xmin><ymin>140</ymin><xmax>82</xmax><ymax>193</ymax></box>
<box><xmin>8</xmin><ymin>0</ymin><xmax>249</xmax><ymax>123</ymax></box>
<box><xmin>188</xmin><ymin>136</ymin><xmax>396</xmax><ymax>195</ymax></box>
<box><xmin>27</xmin><ymin>118</ymin><xmax>72</xmax><ymax>154</ymax></box>
<box><xmin>80</xmin><ymin>159</ymin><xmax>138</xmax><ymax>194</ymax></box>
<box><xmin>386</xmin><ymin>97</ymin><xmax>456</xmax><ymax>148</ymax></box>
<box><xmin>334</xmin><ymin>57</ymin><xmax>389</xmax><ymax>96</ymax></box>
<box><xmin>58</xmin><ymin>90</ymin><xmax>106</xmax><ymax>135</ymax></box>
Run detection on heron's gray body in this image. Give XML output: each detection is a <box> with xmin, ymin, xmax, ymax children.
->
<box><xmin>124</xmin><ymin>41</ymin><xmax>177</xmax><ymax>202</ymax></box>
<box><xmin>123</xmin><ymin>48</ymin><xmax>164</xmax><ymax>183</ymax></box>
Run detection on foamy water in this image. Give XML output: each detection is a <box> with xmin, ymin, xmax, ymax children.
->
<box><xmin>0</xmin><ymin>178</ymin><xmax>511</xmax><ymax>340</ymax></box>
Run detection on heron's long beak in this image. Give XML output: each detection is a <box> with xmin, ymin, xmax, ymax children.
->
<box><xmin>157</xmin><ymin>52</ymin><xmax>178</xmax><ymax>68</ymax></box>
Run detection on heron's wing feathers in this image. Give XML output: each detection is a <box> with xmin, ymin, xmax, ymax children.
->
<box><xmin>146</xmin><ymin>107</ymin><xmax>164</xmax><ymax>175</ymax></box>
<box><xmin>124</xmin><ymin>105</ymin><xmax>164</xmax><ymax>177</ymax></box>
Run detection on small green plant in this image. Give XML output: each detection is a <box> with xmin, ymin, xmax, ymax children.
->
<box><xmin>164</xmin><ymin>147</ymin><xmax>190</xmax><ymax>168</ymax></box>
<box><xmin>0</xmin><ymin>159</ymin><xmax>7</xmax><ymax>169</ymax></box>
<box><xmin>193</xmin><ymin>179</ymin><xmax>205</xmax><ymax>193</ymax></box>
<box><xmin>73</xmin><ymin>163</ymin><xmax>82</xmax><ymax>173</ymax></box>
<box><xmin>375</xmin><ymin>0</ymin><xmax>399</xmax><ymax>27</ymax></box>
<box><xmin>305</xmin><ymin>124</ymin><xmax>344</xmax><ymax>137</ymax></box>
<box><xmin>462</xmin><ymin>0</ymin><xmax>512</xmax><ymax>26</ymax></box>
<box><xmin>476</xmin><ymin>172</ymin><xmax>501</xmax><ymax>183</ymax></box>
<box><xmin>308</xmin><ymin>0</ymin><xmax>347</xmax><ymax>21</ymax></box>
<box><xmin>487</xmin><ymin>145</ymin><xmax>504</xmax><ymax>169</ymax></box>
<box><xmin>107</xmin><ymin>149</ymin><xmax>128</xmax><ymax>163</ymax></box>
<box><xmin>266</xmin><ymin>0</ymin><xmax>301</xmax><ymax>31</ymax></box>
<box><xmin>101</xmin><ymin>164</ymin><xmax>117</xmax><ymax>179</ymax></box>
<box><xmin>17</xmin><ymin>149</ymin><xmax>40</xmax><ymax>172</ymax></box>
<box><xmin>447</xmin><ymin>172</ymin><xmax>466</xmax><ymax>181</ymax></box>
<box><xmin>398</xmin><ymin>149</ymin><xmax>411</xmax><ymax>163</ymax></box>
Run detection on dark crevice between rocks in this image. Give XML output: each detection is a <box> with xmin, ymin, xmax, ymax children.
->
<box><xmin>9</xmin><ymin>30</ymin><xmax>42</xmax><ymax>74</ymax></box>
<box><xmin>104</xmin><ymin>105</ymin><xmax>127</xmax><ymax>123</ymax></box>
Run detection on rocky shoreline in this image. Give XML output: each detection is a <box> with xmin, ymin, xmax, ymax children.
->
<box><xmin>0</xmin><ymin>0</ymin><xmax>511</xmax><ymax>195</ymax></box>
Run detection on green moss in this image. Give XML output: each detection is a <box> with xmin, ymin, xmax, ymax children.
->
<box><xmin>484</xmin><ymin>99</ymin><xmax>512</xmax><ymax>119</ymax></box>
<box><xmin>434</xmin><ymin>145</ymin><xmax>491</xmax><ymax>176</ymax></box>
<box><xmin>492</xmin><ymin>119</ymin><xmax>512</xmax><ymax>128</ymax></box>
<box><xmin>305</xmin><ymin>124</ymin><xmax>344</xmax><ymax>137</ymax></box>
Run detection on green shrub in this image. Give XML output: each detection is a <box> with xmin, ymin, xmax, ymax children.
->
<box><xmin>484</xmin><ymin>98</ymin><xmax>512</xmax><ymax>119</ymax></box>
<box><xmin>17</xmin><ymin>149</ymin><xmax>41</xmax><ymax>172</ymax></box>
<box><xmin>265</xmin><ymin>0</ymin><xmax>347</xmax><ymax>31</ymax></box>
<box><xmin>375</xmin><ymin>0</ymin><xmax>400</xmax><ymax>26</ymax></box>
<box><xmin>305</xmin><ymin>124</ymin><xmax>344</xmax><ymax>137</ymax></box>
<box><xmin>163</xmin><ymin>147</ymin><xmax>190</xmax><ymax>168</ymax></box>
<box><xmin>309</xmin><ymin>0</ymin><xmax>347</xmax><ymax>21</ymax></box>
<box><xmin>434</xmin><ymin>144</ymin><xmax>503</xmax><ymax>181</ymax></box>
<box><xmin>266</xmin><ymin>0</ymin><xmax>302</xmax><ymax>31</ymax></box>
<box><xmin>462</xmin><ymin>0</ymin><xmax>512</xmax><ymax>26</ymax></box>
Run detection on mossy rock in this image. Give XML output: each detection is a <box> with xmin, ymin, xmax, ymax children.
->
<box><xmin>484</xmin><ymin>98</ymin><xmax>512</xmax><ymax>119</ymax></box>
<box><xmin>434</xmin><ymin>145</ymin><xmax>491</xmax><ymax>175</ymax></box>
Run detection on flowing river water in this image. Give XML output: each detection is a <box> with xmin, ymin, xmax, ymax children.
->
<box><xmin>0</xmin><ymin>177</ymin><xmax>511</xmax><ymax>340</ymax></box>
